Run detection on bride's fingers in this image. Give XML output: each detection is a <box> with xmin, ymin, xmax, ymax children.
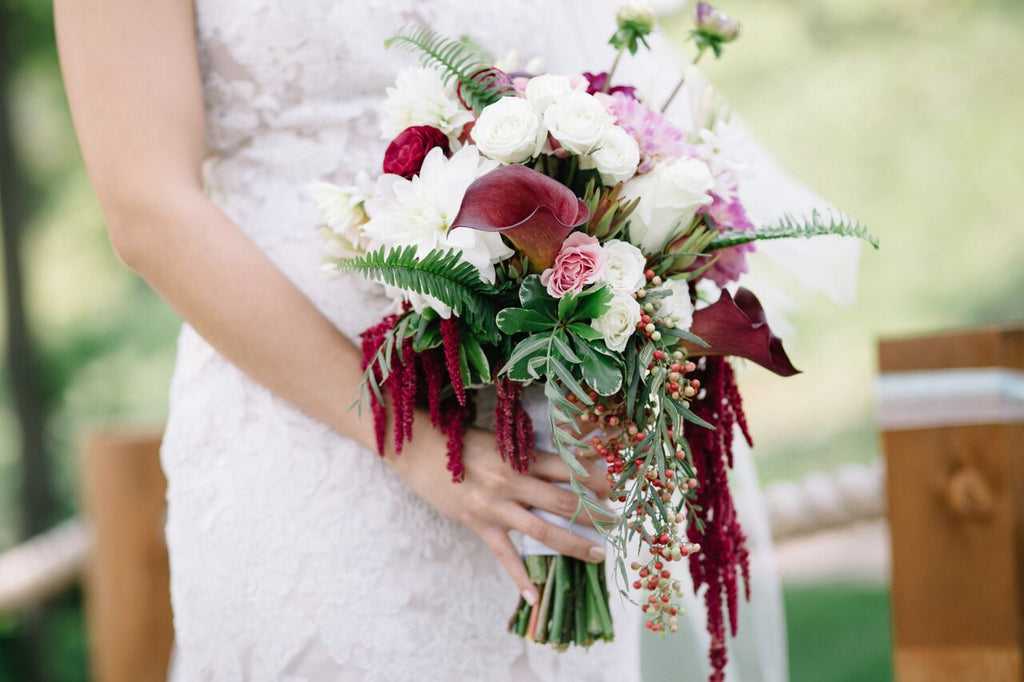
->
<box><xmin>501</xmin><ymin>504</ymin><xmax>606</xmax><ymax>564</ymax></box>
<box><xmin>479</xmin><ymin>526</ymin><xmax>538</xmax><ymax>607</ymax></box>
<box><xmin>513</xmin><ymin>476</ymin><xmax>599</xmax><ymax>529</ymax></box>
<box><xmin>531</xmin><ymin>452</ymin><xmax>612</xmax><ymax>499</ymax></box>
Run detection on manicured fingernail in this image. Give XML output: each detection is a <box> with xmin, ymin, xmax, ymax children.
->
<box><xmin>523</xmin><ymin>588</ymin><xmax>538</xmax><ymax>605</ymax></box>
<box><xmin>588</xmin><ymin>546</ymin><xmax>606</xmax><ymax>561</ymax></box>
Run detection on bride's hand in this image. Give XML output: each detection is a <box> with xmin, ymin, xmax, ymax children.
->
<box><xmin>386</xmin><ymin>423</ymin><xmax>613</xmax><ymax>605</ymax></box>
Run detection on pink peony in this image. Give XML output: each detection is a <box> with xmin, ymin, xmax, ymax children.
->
<box><xmin>595</xmin><ymin>92</ymin><xmax>690</xmax><ymax>173</ymax></box>
<box><xmin>540</xmin><ymin>232</ymin><xmax>607</xmax><ymax>298</ymax></box>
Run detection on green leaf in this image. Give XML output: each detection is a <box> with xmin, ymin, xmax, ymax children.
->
<box><xmin>549</xmin><ymin>357</ymin><xmax>592</xmax><ymax>406</ymax></box>
<box><xmin>567</xmin><ymin>322</ymin><xmax>603</xmax><ymax>341</ymax></box>
<box><xmin>496</xmin><ymin>307</ymin><xmax>556</xmax><ymax>334</ymax></box>
<box><xmin>551</xmin><ymin>332</ymin><xmax>582</xmax><ymax>364</ymax></box>
<box><xmin>660</xmin><ymin>326</ymin><xmax>710</xmax><ymax>348</ymax></box>
<box><xmin>572</xmin><ymin>285</ymin><xmax>613</xmax><ymax>320</ymax></box>
<box><xmin>576</xmin><ymin>341</ymin><xmax>623</xmax><ymax>396</ymax></box>
<box><xmin>504</xmin><ymin>332</ymin><xmax>551</xmax><ymax>381</ymax></box>
<box><xmin>331</xmin><ymin>246</ymin><xmax>502</xmax><ymax>342</ymax></box>
<box><xmin>678</xmin><ymin>404</ymin><xmax>715</xmax><ymax>430</ymax></box>
<box><xmin>519</xmin><ymin>275</ymin><xmax>558</xmax><ymax>318</ymax></box>
<box><xmin>413</xmin><ymin>315</ymin><xmax>443</xmax><ymax>352</ymax></box>
<box><xmin>557</xmin><ymin>291</ymin><xmax>579</xmax><ymax>320</ymax></box>
<box><xmin>462</xmin><ymin>332</ymin><xmax>491</xmax><ymax>380</ymax></box>
<box><xmin>384</xmin><ymin>25</ymin><xmax>514</xmax><ymax>112</ymax></box>
<box><xmin>709</xmin><ymin>210</ymin><xmax>879</xmax><ymax>250</ymax></box>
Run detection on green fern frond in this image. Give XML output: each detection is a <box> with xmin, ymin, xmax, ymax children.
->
<box><xmin>329</xmin><ymin>246</ymin><xmax>501</xmax><ymax>339</ymax></box>
<box><xmin>385</xmin><ymin>25</ymin><xmax>512</xmax><ymax>112</ymax></box>
<box><xmin>708</xmin><ymin>210</ymin><xmax>879</xmax><ymax>250</ymax></box>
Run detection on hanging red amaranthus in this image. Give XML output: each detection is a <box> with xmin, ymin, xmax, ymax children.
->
<box><xmin>359</xmin><ymin>316</ymin><xmax>472</xmax><ymax>481</ymax></box>
<box><xmin>686</xmin><ymin>356</ymin><xmax>752</xmax><ymax>682</ymax></box>
<box><xmin>440</xmin><ymin>317</ymin><xmax>466</xmax><ymax>406</ymax></box>
<box><xmin>494</xmin><ymin>376</ymin><xmax>535</xmax><ymax>473</ymax></box>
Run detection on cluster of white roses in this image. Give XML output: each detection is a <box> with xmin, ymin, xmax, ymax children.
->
<box><xmin>591</xmin><ymin>241</ymin><xmax>694</xmax><ymax>353</ymax></box>
<box><xmin>472</xmin><ymin>75</ymin><xmax>641</xmax><ymax>185</ymax></box>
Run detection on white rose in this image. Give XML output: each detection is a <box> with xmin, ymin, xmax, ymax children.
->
<box><xmin>653</xmin><ymin>278</ymin><xmax>694</xmax><ymax>331</ymax></box>
<box><xmin>471</xmin><ymin>97</ymin><xmax>546</xmax><ymax>164</ymax></box>
<box><xmin>544</xmin><ymin>91</ymin><xmax>613</xmax><ymax>155</ymax></box>
<box><xmin>380</xmin><ymin>67</ymin><xmax>474</xmax><ymax>140</ymax></box>
<box><xmin>592</xmin><ymin>293</ymin><xmax>642</xmax><ymax>352</ymax></box>
<box><xmin>581</xmin><ymin>125</ymin><xmax>640</xmax><ymax>185</ymax></box>
<box><xmin>600</xmin><ymin>240</ymin><xmax>647</xmax><ymax>294</ymax></box>
<box><xmin>621</xmin><ymin>158</ymin><xmax>715</xmax><ymax>253</ymax></box>
<box><xmin>525</xmin><ymin>74</ymin><xmax>572</xmax><ymax>114</ymax></box>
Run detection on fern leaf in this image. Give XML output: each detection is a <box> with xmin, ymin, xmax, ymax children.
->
<box><xmin>708</xmin><ymin>210</ymin><xmax>879</xmax><ymax>250</ymax></box>
<box><xmin>329</xmin><ymin>246</ymin><xmax>501</xmax><ymax>339</ymax></box>
<box><xmin>384</xmin><ymin>25</ymin><xmax>512</xmax><ymax>112</ymax></box>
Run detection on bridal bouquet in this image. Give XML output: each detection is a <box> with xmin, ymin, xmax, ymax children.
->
<box><xmin>312</xmin><ymin>3</ymin><xmax>874</xmax><ymax>679</ymax></box>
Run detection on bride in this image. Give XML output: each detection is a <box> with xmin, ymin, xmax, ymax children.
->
<box><xmin>55</xmin><ymin>0</ymin><xmax>793</xmax><ymax>679</ymax></box>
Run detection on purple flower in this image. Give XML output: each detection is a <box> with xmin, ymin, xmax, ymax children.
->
<box><xmin>694</xmin><ymin>3</ymin><xmax>741</xmax><ymax>43</ymax></box>
<box><xmin>701</xmin><ymin>193</ymin><xmax>755</xmax><ymax>286</ymax></box>
<box><xmin>595</xmin><ymin>91</ymin><xmax>690</xmax><ymax>172</ymax></box>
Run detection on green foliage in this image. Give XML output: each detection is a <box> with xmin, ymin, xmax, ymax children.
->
<box><xmin>329</xmin><ymin>246</ymin><xmax>504</xmax><ymax>342</ymax></box>
<box><xmin>582</xmin><ymin>180</ymin><xmax>640</xmax><ymax>243</ymax></box>
<box><xmin>708</xmin><ymin>210</ymin><xmax>879</xmax><ymax>251</ymax></box>
<box><xmin>384</xmin><ymin>25</ymin><xmax>512</xmax><ymax>112</ymax></box>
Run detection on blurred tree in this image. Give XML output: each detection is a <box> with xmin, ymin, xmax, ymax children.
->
<box><xmin>0</xmin><ymin>1</ymin><xmax>61</xmax><ymax>680</ymax></box>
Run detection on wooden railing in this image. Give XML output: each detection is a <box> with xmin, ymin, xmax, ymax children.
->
<box><xmin>880</xmin><ymin>324</ymin><xmax>1024</xmax><ymax>682</ymax></box>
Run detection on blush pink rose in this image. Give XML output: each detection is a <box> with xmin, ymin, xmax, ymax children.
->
<box><xmin>540</xmin><ymin>232</ymin><xmax>607</xmax><ymax>298</ymax></box>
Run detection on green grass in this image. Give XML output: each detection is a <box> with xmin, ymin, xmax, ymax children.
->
<box><xmin>785</xmin><ymin>583</ymin><xmax>892</xmax><ymax>682</ymax></box>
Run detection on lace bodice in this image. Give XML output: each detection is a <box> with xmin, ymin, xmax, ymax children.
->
<box><xmin>196</xmin><ymin>0</ymin><xmax>558</xmax><ymax>250</ymax></box>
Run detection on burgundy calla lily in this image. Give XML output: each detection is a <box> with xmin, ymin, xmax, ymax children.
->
<box><xmin>450</xmin><ymin>165</ymin><xmax>590</xmax><ymax>271</ymax></box>
<box><xmin>686</xmin><ymin>288</ymin><xmax>799</xmax><ymax>377</ymax></box>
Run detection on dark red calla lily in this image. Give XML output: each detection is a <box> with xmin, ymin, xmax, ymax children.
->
<box><xmin>686</xmin><ymin>288</ymin><xmax>800</xmax><ymax>377</ymax></box>
<box><xmin>450</xmin><ymin>165</ymin><xmax>590</xmax><ymax>271</ymax></box>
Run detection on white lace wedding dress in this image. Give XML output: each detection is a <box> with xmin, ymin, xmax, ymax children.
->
<box><xmin>161</xmin><ymin>1</ymin><xmax>792</xmax><ymax>680</ymax></box>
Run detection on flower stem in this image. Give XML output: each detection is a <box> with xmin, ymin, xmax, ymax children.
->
<box><xmin>585</xmin><ymin>561</ymin><xmax>615</xmax><ymax>640</ymax></box>
<box><xmin>550</xmin><ymin>555</ymin><xmax>568</xmax><ymax>647</ymax></box>
<box><xmin>534</xmin><ymin>556</ymin><xmax>557</xmax><ymax>644</ymax></box>
<box><xmin>660</xmin><ymin>47</ymin><xmax>707</xmax><ymax>113</ymax></box>
<box><xmin>604</xmin><ymin>47</ymin><xmax>626</xmax><ymax>93</ymax></box>
<box><xmin>573</xmin><ymin>560</ymin><xmax>586</xmax><ymax>645</ymax></box>
<box><xmin>513</xmin><ymin>598</ymin><xmax>531</xmax><ymax>637</ymax></box>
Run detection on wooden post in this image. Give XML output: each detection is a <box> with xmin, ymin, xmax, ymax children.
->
<box><xmin>879</xmin><ymin>325</ymin><xmax>1024</xmax><ymax>682</ymax></box>
<box><xmin>80</xmin><ymin>431</ymin><xmax>173</xmax><ymax>682</ymax></box>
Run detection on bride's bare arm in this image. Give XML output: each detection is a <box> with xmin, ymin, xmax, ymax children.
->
<box><xmin>55</xmin><ymin>0</ymin><xmax>608</xmax><ymax>602</ymax></box>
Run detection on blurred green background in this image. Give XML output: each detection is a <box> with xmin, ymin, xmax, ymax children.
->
<box><xmin>1</xmin><ymin>0</ymin><xmax>1021</xmax><ymax>679</ymax></box>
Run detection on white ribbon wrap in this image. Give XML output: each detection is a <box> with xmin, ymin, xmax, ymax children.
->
<box><xmin>519</xmin><ymin>396</ymin><xmax>607</xmax><ymax>556</ymax></box>
<box><xmin>875</xmin><ymin>367</ymin><xmax>1024</xmax><ymax>431</ymax></box>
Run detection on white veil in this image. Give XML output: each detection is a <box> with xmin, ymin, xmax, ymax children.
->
<box><xmin>545</xmin><ymin>3</ymin><xmax>862</xmax><ymax>680</ymax></box>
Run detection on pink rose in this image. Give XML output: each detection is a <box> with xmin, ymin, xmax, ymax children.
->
<box><xmin>540</xmin><ymin>232</ymin><xmax>607</xmax><ymax>298</ymax></box>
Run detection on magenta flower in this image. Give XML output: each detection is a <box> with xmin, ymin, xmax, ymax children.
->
<box><xmin>596</xmin><ymin>91</ymin><xmax>689</xmax><ymax>172</ymax></box>
<box><xmin>450</xmin><ymin>165</ymin><xmax>590</xmax><ymax>271</ymax></box>
<box><xmin>701</xmin><ymin>193</ymin><xmax>756</xmax><ymax>286</ymax></box>
<box><xmin>540</xmin><ymin>232</ymin><xmax>607</xmax><ymax>298</ymax></box>
<box><xmin>582</xmin><ymin>72</ymin><xmax>639</xmax><ymax>100</ymax></box>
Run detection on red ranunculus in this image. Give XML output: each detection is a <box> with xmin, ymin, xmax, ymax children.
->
<box><xmin>382</xmin><ymin>126</ymin><xmax>451</xmax><ymax>179</ymax></box>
